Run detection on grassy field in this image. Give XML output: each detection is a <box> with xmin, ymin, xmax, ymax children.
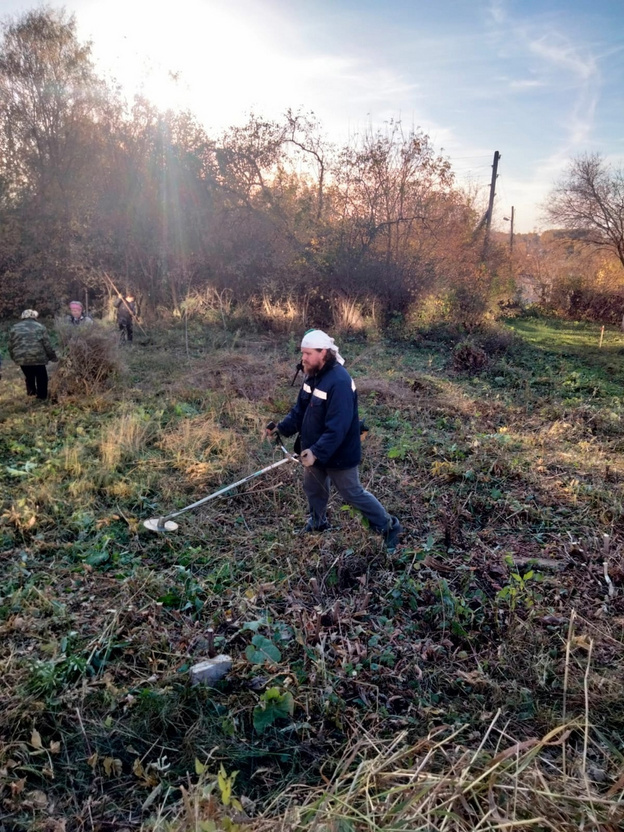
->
<box><xmin>1</xmin><ymin>315</ymin><xmax>623</xmax><ymax>831</ymax></box>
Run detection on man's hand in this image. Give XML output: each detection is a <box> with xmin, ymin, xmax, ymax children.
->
<box><xmin>265</xmin><ymin>421</ymin><xmax>278</xmax><ymax>439</ymax></box>
<box><xmin>300</xmin><ymin>449</ymin><xmax>316</xmax><ymax>467</ymax></box>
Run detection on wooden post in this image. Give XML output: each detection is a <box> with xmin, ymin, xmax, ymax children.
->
<box><xmin>599</xmin><ymin>325</ymin><xmax>605</xmax><ymax>348</ymax></box>
<box><xmin>482</xmin><ymin>151</ymin><xmax>501</xmax><ymax>258</ymax></box>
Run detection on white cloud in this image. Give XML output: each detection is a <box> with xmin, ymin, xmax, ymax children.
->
<box><xmin>509</xmin><ymin>79</ymin><xmax>545</xmax><ymax>90</ymax></box>
<box><xmin>528</xmin><ymin>36</ymin><xmax>597</xmax><ymax>82</ymax></box>
<box><xmin>529</xmin><ymin>36</ymin><xmax>599</xmax><ymax>148</ymax></box>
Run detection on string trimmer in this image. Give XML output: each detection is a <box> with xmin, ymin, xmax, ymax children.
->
<box><xmin>143</xmin><ymin>435</ymin><xmax>299</xmax><ymax>532</ymax></box>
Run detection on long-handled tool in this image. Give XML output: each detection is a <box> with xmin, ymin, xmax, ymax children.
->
<box><xmin>144</xmin><ymin>442</ymin><xmax>299</xmax><ymax>532</ymax></box>
<box><xmin>102</xmin><ymin>272</ymin><xmax>148</xmax><ymax>337</ymax></box>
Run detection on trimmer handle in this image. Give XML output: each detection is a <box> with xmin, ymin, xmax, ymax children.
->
<box><xmin>266</xmin><ymin>421</ymin><xmax>280</xmax><ymax>444</ymax></box>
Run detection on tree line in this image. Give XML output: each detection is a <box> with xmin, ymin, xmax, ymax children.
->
<box><xmin>0</xmin><ymin>8</ymin><xmax>505</xmax><ymax>327</ymax></box>
<box><xmin>1</xmin><ymin>8</ymin><xmax>622</xmax><ymax>329</ymax></box>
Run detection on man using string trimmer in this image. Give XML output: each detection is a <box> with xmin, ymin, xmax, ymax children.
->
<box><xmin>267</xmin><ymin>329</ymin><xmax>402</xmax><ymax>552</ymax></box>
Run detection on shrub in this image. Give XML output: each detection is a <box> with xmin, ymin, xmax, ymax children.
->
<box><xmin>476</xmin><ymin>323</ymin><xmax>517</xmax><ymax>356</ymax></box>
<box><xmin>51</xmin><ymin>320</ymin><xmax>123</xmax><ymax>398</ymax></box>
<box><xmin>453</xmin><ymin>339</ymin><xmax>488</xmax><ymax>372</ymax></box>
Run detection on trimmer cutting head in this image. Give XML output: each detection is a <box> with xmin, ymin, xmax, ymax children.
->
<box><xmin>143</xmin><ymin>518</ymin><xmax>179</xmax><ymax>532</ymax></box>
<box><xmin>141</xmin><ymin>447</ymin><xmax>298</xmax><ymax>534</ymax></box>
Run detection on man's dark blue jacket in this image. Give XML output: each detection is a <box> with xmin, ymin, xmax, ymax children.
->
<box><xmin>278</xmin><ymin>357</ymin><xmax>361</xmax><ymax>469</ymax></box>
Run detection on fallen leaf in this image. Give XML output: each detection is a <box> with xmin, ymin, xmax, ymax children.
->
<box><xmin>25</xmin><ymin>790</ymin><xmax>48</xmax><ymax>809</ymax></box>
<box><xmin>103</xmin><ymin>756</ymin><xmax>122</xmax><ymax>777</ymax></box>
<box><xmin>133</xmin><ymin>758</ymin><xmax>146</xmax><ymax>779</ymax></box>
<box><xmin>490</xmin><ymin>738</ymin><xmax>539</xmax><ymax>765</ymax></box>
<box><xmin>10</xmin><ymin>778</ymin><xmax>26</xmax><ymax>796</ymax></box>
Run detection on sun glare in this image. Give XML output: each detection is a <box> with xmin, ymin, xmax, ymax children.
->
<box><xmin>71</xmin><ymin>0</ymin><xmax>412</xmax><ymax>148</ymax></box>
<box><xmin>77</xmin><ymin>0</ymin><xmax>280</xmax><ymax>127</ymax></box>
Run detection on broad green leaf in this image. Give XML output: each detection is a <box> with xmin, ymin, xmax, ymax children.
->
<box><xmin>85</xmin><ymin>550</ymin><xmax>110</xmax><ymax>566</ymax></box>
<box><xmin>253</xmin><ymin>687</ymin><xmax>294</xmax><ymax>733</ymax></box>
<box><xmin>245</xmin><ymin>635</ymin><xmax>281</xmax><ymax>665</ymax></box>
<box><xmin>6</xmin><ymin>466</ymin><xmax>29</xmax><ymax>477</ymax></box>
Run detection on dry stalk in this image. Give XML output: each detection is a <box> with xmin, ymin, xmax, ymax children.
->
<box><xmin>582</xmin><ymin>634</ymin><xmax>594</xmax><ymax>818</ymax></box>
<box><xmin>562</xmin><ymin>608</ymin><xmax>576</xmax><ymax>776</ymax></box>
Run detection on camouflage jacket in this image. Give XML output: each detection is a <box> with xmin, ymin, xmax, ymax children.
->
<box><xmin>8</xmin><ymin>320</ymin><xmax>58</xmax><ymax>366</ymax></box>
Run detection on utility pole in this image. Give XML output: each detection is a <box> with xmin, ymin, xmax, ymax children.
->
<box><xmin>504</xmin><ymin>206</ymin><xmax>515</xmax><ymax>251</ymax></box>
<box><xmin>509</xmin><ymin>205</ymin><xmax>514</xmax><ymax>252</ymax></box>
<box><xmin>483</xmin><ymin>150</ymin><xmax>501</xmax><ymax>254</ymax></box>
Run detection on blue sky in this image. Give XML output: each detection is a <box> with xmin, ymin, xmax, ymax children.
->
<box><xmin>2</xmin><ymin>0</ymin><xmax>623</xmax><ymax>231</ymax></box>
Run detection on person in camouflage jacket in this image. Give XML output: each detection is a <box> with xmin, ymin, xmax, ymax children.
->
<box><xmin>8</xmin><ymin>310</ymin><xmax>58</xmax><ymax>400</ymax></box>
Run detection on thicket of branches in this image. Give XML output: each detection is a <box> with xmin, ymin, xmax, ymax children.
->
<box><xmin>0</xmin><ymin>7</ymin><xmax>507</xmax><ymax>328</ymax></box>
<box><xmin>509</xmin><ymin>230</ymin><xmax>624</xmax><ymax>323</ymax></box>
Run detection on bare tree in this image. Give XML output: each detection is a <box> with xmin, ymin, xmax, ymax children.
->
<box><xmin>545</xmin><ymin>153</ymin><xmax>624</xmax><ymax>268</ymax></box>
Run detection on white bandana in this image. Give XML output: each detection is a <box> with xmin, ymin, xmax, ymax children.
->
<box><xmin>301</xmin><ymin>329</ymin><xmax>345</xmax><ymax>365</ymax></box>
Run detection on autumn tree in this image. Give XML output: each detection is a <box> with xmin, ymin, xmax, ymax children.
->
<box><xmin>205</xmin><ymin>113</ymin><xmax>332</xmax><ymax>301</ymax></box>
<box><xmin>91</xmin><ymin>100</ymin><xmax>217</xmax><ymax>312</ymax></box>
<box><xmin>0</xmin><ymin>7</ymin><xmax>116</xmax><ymax>312</ymax></box>
<box><xmin>326</xmin><ymin>122</ymin><xmax>477</xmax><ymax>314</ymax></box>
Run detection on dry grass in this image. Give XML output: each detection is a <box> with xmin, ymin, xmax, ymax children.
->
<box><xmin>258</xmin><ymin>293</ymin><xmax>307</xmax><ymax>330</ymax></box>
<box><xmin>172</xmin><ymin>351</ymin><xmax>283</xmax><ymax>403</ymax></box>
<box><xmin>99</xmin><ymin>408</ymin><xmax>157</xmax><ymax>471</ymax></box>
<box><xmin>157</xmin><ymin>414</ymin><xmax>246</xmax><ymax>486</ymax></box>
<box><xmin>150</xmin><ymin>719</ymin><xmax>624</xmax><ymax>831</ymax></box>
<box><xmin>332</xmin><ymin>296</ymin><xmax>380</xmax><ymax>335</ymax></box>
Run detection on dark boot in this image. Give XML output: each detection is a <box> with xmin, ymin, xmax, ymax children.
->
<box><xmin>383</xmin><ymin>516</ymin><xmax>403</xmax><ymax>552</ymax></box>
<box><xmin>300</xmin><ymin>518</ymin><xmax>331</xmax><ymax>534</ymax></box>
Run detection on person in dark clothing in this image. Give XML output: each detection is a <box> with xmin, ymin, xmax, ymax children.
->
<box><xmin>8</xmin><ymin>309</ymin><xmax>58</xmax><ymax>400</ymax></box>
<box><xmin>268</xmin><ymin>329</ymin><xmax>402</xmax><ymax>551</ymax></box>
<box><xmin>114</xmin><ymin>293</ymin><xmax>137</xmax><ymax>342</ymax></box>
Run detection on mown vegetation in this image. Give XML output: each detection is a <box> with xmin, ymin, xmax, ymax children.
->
<box><xmin>1</xmin><ymin>313</ymin><xmax>623</xmax><ymax>831</ymax></box>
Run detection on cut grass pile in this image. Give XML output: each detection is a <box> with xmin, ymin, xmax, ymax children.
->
<box><xmin>0</xmin><ymin>316</ymin><xmax>623</xmax><ymax>830</ymax></box>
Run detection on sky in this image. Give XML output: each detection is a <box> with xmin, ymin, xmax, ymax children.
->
<box><xmin>1</xmin><ymin>0</ymin><xmax>623</xmax><ymax>232</ymax></box>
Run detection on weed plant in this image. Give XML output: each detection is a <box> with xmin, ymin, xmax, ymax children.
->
<box><xmin>0</xmin><ymin>316</ymin><xmax>623</xmax><ymax>830</ymax></box>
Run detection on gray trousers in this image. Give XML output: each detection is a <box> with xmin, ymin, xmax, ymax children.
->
<box><xmin>303</xmin><ymin>464</ymin><xmax>391</xmax><ymax>532</ymax></box>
